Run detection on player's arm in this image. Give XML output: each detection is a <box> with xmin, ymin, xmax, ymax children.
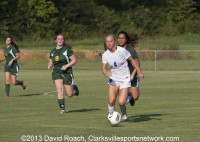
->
<box><xmin>48</xmin><ymin>59</ymin><xmax>53</xmax><ymax>70</ymax></box>
<box><xmin>128</xmin><ymin>56</ymin><xmax>144</xmax><ymax>79</ymax></box>
<box><xmin>8</xmin><ymin>52</ymin><xmax>20</xmax><ymax>66</ymax></box>
<box><xmin>61</xmin><ymin>55</ymin><xmax>77</xmax><ymax>70</ymax></box>
<box><xmin>93</xmin><ymin>50</ymin><xmax>102</xmax><ymax>57</ymax></box>
<box><xmin>131</xmin><ymin>58</ymin><xmax>140</xmax><ymax>80</ymax></box>
<box><xmin>0</xmin><ymin>50</ymin><xmax>6</xmax><ymax>62</ymax></box>
<box><xmin>0</xmin><ymin>57</ymin><xmax>6</xmax><ymax>62</ymax></box>
<box><xmin>102</xmin><ymin>63</ymin><xmax>111</xmax><ymax>77</ymax></box>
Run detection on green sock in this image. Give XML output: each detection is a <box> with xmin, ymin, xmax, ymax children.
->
<box><xmin>5</xmin><ymin>84</ymin><xmax>10</xmax><ymax>96</ymax></box>
<box><xmin>58</xmin><ymin>98</ymin><xmax>65</xmax><ymax>110</ymax></box>
<box><xmin>16</xmin><ymin>80</ymin><xmax>23</xmax><ymax>85</ymax></box>
<box><xmin>120</xmin><ymin>105</ymin><xmax>127</xmax><ymax>115</ymax></box>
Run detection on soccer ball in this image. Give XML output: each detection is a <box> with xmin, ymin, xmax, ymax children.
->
<box><xmin>107</xmin><ymin>111</ymin><xmax>121</xmax><ymax>125</ymax></box>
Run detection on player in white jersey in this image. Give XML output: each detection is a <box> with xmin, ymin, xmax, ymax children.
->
<box><xmin>102</xmin><ymin>34</ymin><xmax>144</xmax><ymax>120</ymax></box>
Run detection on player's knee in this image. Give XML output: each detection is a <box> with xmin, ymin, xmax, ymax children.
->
<box><xmin>108</xmin><ymin>101</ymin><xmax>115</xmax><ymax>106</ymax></box>
<box><xmin>12</xmin><ymin>81</ymin><xmax>17</xmax><ymax>85</ymax></box>
<box><xmin>133</xmin><ymin>93</ymin><xmax>140</xmax><ymax>101</ymax></box>
<box><xmin>134</xmin><ymin>96</ymin><xmax>139</xmax><ymax>101</ymax></box>
<box><xmin>66</xmin><ymin>93</ymin><xmax>73</xmax><ymax>98</ymax></box>
<box><xmin>118</xmin><ymin>100</ymin><xmax>126</xmax><ymax>106</ymax></box>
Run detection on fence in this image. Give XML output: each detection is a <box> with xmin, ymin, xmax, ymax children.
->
<box><xmin>0</xmin><ymin>50</ymin><xmax>200</xmax><ymax>71</ymax></box>
<box><xmin>137</xmin><ymin>50</ymin><xmax>200</xmax><ymax>70</ymax></box>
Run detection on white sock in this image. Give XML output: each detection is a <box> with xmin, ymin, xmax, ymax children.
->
<box><xmin>108</xmin><ymin>104</ymin><xmax>115</xmax><ymax>114</ymax></box>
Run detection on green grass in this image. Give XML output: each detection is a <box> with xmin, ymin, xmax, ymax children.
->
<box><xmin>0</xmin><ymin>69</ymin><xmax>200</xmax><ymax>142</ymax></box>
<box><xmin>138</xmin><ymin>33</ymin><xmax>200</xmax><ymax>50</ymax></box>
<box><xmin>0</xmin><ymin>33</ymin><xmax>199</xmax><ymax>50</ymax></box>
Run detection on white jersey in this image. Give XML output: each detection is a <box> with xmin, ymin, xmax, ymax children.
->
<box><xmin>102</xmin><ymin>46</ymin><xmax>131</xmax><ymax>82</ymax></box>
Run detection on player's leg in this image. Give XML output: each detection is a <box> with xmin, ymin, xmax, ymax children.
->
<box><xmin>64</xmin><ymin>85</ymin><xmax>73</xmax><ymax>97</ymax></box>
<box><xmin>64</xmin><ymin>85</ymin><xmax>79</xmax><ymax>97</ymax></box>
<box><xmin>10</xmin><ymin>64</ymin><xmax>26</xmax><ymax>89</ymax></box>
<box><xmin>54</xmin><ymin>79</ymin><xmax>65</xmax><ymax>113</ymax></box>
<box><xmin>4</xmin><ymin>72</ymin><xmax>11</xmax><ymax>97</ymax></box>
<box><xmin>63</xmin><ymin>73</ymin><xmax>79</xmax><ymax>97</ymax></box>
<box><xmin>108</xmin><ymin>85</ymin><xmax>118</xmax><ymax>115</ymax></box>
<box><xmin>118</xmin><ymin>87</ymin><xmax>129</xmax><ymax>120</ymax></box>
<box><xmin>126</xmin><ymin>77</ymin><xmax>140</xmax><ymax>106</ymax></box>
<box><xmin>129</xmin><ymin>86</ymin><xmax>140</xmax><ymax>106</ymax></box>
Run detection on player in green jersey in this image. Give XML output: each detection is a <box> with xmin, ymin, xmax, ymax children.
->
<box><xmin>48</xmin><ymin>34</ymin><xmax>79</xmax><ymax>114</ymax></box>
<box><xmin>0</xmin><ymin>36</ymin><xmax>26</xmax><ymax>98</ymax></box>
<box><xmin>118</xmin><ymin>31</ymin><xmax>141</xmax><ymax>120</ymax></box>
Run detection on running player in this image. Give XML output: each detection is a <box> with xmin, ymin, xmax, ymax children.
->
<box><xmin>0</xmin><ymin>36</ymin><xmax>26</xmax><ymax>98</ymax></box>
<box><xmin>102</xmin><ymin>34</ymin><xmax>144</xmax><ymax>120</ymax></box>
<box><xmin>48</xmin><ymin>34</ymin><xmax>79</xmax><ymax>114</ymax></box>
<box><xmin>118</xmin><ymin>31</ymin><xmax>140</xmax><ymax>120</ymax></box>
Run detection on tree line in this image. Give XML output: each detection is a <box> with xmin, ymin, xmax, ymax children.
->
<box><xmin>0</xmin><ymin>0</ymin><xmax>199</xmax><ymax>40</ymax></box>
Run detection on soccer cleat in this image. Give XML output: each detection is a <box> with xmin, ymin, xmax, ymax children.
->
<box><xmin>129</xmin><ymin>98</ymin><xmax>135</xmax><ymax>106</ymax></box>
<box><xmin>60</xmin><ymin>110</ymin><xmax>66</xmax><ymax>114</ymax></box>
<box><xmin>21</xmin><ymin>80</ymin><xmax>26</xmax><ymax>90</ymax></box>
<box><xmin>3</xmin><ymin>93</ymin><xmax>9</xmax><ymax>98</ymax></box>
<box><xmin>121</xmin><ymin>114</ymin><xmax>128</xmax><ymax>121</ymax></box>
<box><xmin>73</xmin><ymin>85</ymin><xmax>79</xmax><ymax>96</ymax></box>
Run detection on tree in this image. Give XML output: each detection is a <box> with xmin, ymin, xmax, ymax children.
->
<box><xmin>27</xmin><ymin>0</ymin><xmax>58</xmax><ymax>38</ymax></box>
<box><xmin>0</xmin><ymin>0</ymin><xmax>9</xmax><ymax>36</ymax></box>
<box><xmin>52</xmin><ymin>0</ymin><xmax>97</xmax><ymax>38</ymax></box>
<box><xmin>165</xmin><ymin>0</ymin><xmax>199</xmax><ymax>34</ymax></box>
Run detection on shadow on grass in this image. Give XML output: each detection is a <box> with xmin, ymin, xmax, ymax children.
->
<box><xmin>127</xmin><ymin>113</ymin><xmax>168</xmax><ymax>123</ymax></box>
<box><xmin>18</xmin><ymin>93</ymin><xmax>42</xmax><ymax>96</ymax></box>
<box><xmin>68</xmin><ymin>108</ymin><xmax>101</xmax><ymax>113</ymax></box>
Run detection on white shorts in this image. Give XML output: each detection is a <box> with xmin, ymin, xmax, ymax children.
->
<box><xmin>108</xmin><ymin>78</ymin><xmax>131</xmax><ymax>89</ymax></box>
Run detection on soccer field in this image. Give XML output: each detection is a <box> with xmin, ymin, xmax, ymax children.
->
<box><xmin>0</xmin><ymin>70</ymin><xmax>200</xmax><ymax>142</ymax></box>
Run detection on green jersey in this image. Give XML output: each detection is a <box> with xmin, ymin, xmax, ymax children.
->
<box><xmin>50</xmin><ymin>46</ymin><xmax>73</xmax><ymax>74</ymax></box>
<box><xmin>125</xmin><ymin>44</ymin><xmax>138</xmax><ymax>73</ymax></box>
<box><xmin>3</xmin><ymin>45</ymin><xmax>19</xmax><ymax>65</ymax></box>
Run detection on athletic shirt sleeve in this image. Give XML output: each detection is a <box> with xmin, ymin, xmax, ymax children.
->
<box><xmin>12</xmin><ymin>46</ymin><xmax>19</xmax><ymax>54</ymax></box>
<box><xmin>66</xmin><ymin>47</ymin><xmax>73</xmax><ymax>57</ymax></box>
<box><xmin>102</xmin><ymin>52</ymin><xmax>107</xmax><ymax>64</ymax></box>
<box><xmin>122</xmin><ymin>47</ymin><xmax>131</xmax><ymax>60</ymax></box>
<box><xmin>126</xmin><ymin>44</ymin><xmax>138</xmax><ymax>59</ymax></box>
<box><xmin>132</xmin><ymin>48</ymin><xmax>138</xmax><ymax>59</ymax></box>
<box><xmin>49</xmin><ymin>50</ymin><xmax>53</xmax><ymax>59</ymax></box>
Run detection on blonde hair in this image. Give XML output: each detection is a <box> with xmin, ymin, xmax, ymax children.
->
<box><xmin>105</xmin><ymin>34</ymin><xmax>115</xmax><ymax>41</ymax></box>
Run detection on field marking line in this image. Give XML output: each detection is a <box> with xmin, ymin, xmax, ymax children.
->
<box><xmin>42</xmin><ymin>91</ymin><xmax>57</xmax><ymax>95</ymax></box>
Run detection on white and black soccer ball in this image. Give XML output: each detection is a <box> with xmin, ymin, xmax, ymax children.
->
<box><xmin>107</xmin><ymin>111</ymin><xmax>121</xmax><ymax>125</ymax></box>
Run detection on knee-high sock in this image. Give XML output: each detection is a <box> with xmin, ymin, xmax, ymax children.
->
<box><xmin>58</xmin><ymin>98</ymin><xmax>65</xmax><ymax>110</ymax></box>
<box><xmin>5</xmin><ymin>84</ymin><xmax>10</xmax><ymax>96</ymax></box>
<box><xmin>120</xmin><ymin>105</ymin><xmax>127</xmax><ymax>115</ymax></box>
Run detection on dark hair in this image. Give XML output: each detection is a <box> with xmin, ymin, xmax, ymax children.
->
<box><xmin>55</xmin><ymin>34</ymin><xmax>72</xmax><ymax>49</ymax></box>
<box><xmin>129</xmin><ymin>33</ymin><xmax>139</xmax><ymax>47</ymax></box>
<box><xmin>118</xmin><ymin>31</ymin><xmax>130</xmax><ymax>44</ymax></box>
<box><xmin>118</xmin><ymin>31</ymin><xmax>139</xmax><ymax>47</ymax></box>
<box><xmin>7</xmin><ymin>36</ymin><xmax>20</xmax><ymax>52</ymax></box>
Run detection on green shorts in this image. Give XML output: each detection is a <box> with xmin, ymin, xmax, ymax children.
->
<box><xmin>4</xmin><ymin>64</ymin><xmax>19</xmax><ymax>76</ymax></box>
<box><xmin>52</xmin><ymin>72</ymin><xmax>74</xmax><ymax>85</ymax></box>
<box><xmin>131</xmin><ymin>75</ymin><xmax>140</xmax><ymax>87</ymax></box>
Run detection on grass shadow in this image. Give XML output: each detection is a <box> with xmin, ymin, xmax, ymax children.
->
<box><xmin>127</xmin><ymin>113</ymin><xmax>168</xmax><ymax>123</ymax></box>
<box><xmin>18</xmin><ymin>93</ymin><xmax>42</xmax><ymax>97</ymax></box>
<box><xmin>68</xmin><ymin>108</ymin><xmax>101</xmax><ymax>113</ymax></box>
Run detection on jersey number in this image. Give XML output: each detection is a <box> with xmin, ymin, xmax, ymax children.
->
<box><xmin>114</xmin><ymin>62</ymin><xmax>117</xmax><ymax>67</ymax></box>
